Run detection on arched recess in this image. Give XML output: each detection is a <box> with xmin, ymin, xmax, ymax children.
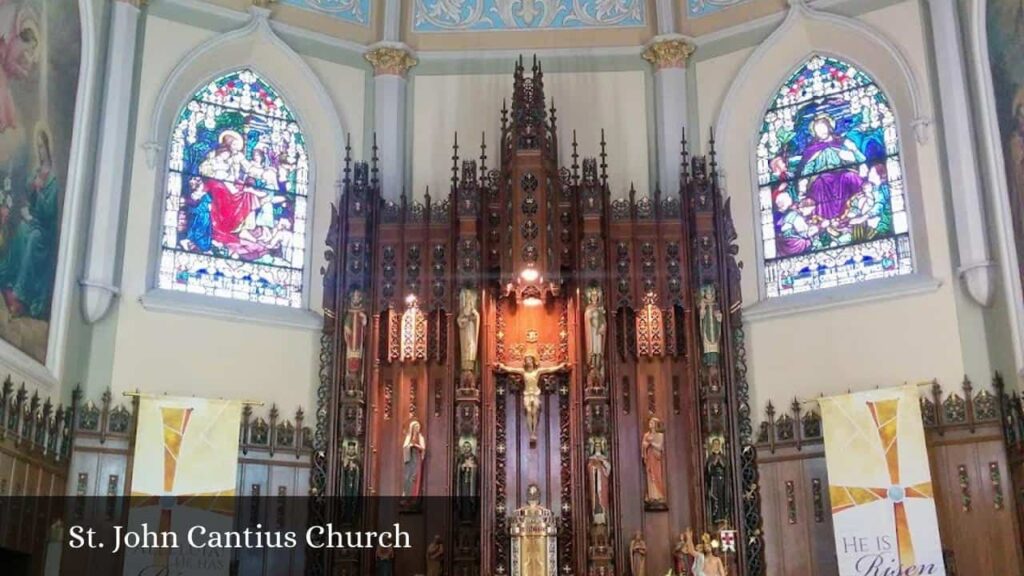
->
<box><xmin>141</xmin><ymin>7</ymin><xmax>347</xmax><ymax>326</ymax></box>
<box><xmin>712</xmin><ymin>0</ymin><xmax>939</xmax><ymax>317</ymax></box>
<box><xmin>2</xmin><ymin>0</ymin><xmax>101</xmax><ymax>387</ymax></box>
<box><xmin>968</xmin><ymin>0</ymin><xmax>1024</xmax><ymax>379</ymax></box>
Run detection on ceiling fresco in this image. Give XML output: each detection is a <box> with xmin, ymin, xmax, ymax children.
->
<box><xmin>412</xmin><ymin>0</ymin><xmax>646</xmax><ymax>32</ymax></box>
<box><xmin>687</xmin><ymin>0</ymin><xmax>753</xmax><ymax>18</ymax></box>
<box><xmin>280</xmin><ymin>0</ymin><xmax>372</xmax><ymax>26</ymax></box>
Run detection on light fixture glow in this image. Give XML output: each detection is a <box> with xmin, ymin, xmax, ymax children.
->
<box><xmin>523</xmin><ymin>296</ymin><xmax>543</xmax><ymax>307</ymax></box>
<box><xmin>405</xmin><ymin>294</ymin><xmax>418</xmax><ymax>305</ymax></box>
<box><xmin>520</xmin><ymin>267</ymin><xmax>540</xmax><ymax>283</ymax></box>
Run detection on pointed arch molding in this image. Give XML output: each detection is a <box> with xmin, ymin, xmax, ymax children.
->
<box><xmin>712</xmin><ymin>0</ymin><xmax>945</xmax><ymax>318</ymax></box>
<box><xmin>969</xmin><ymin>0</ymin><xmax>1024</xmax><ymax>377</ymax></box>
<box><xmin>714</xmin><ymin>1</ymin><xmax>930</xmax><ymax>146</ymax></box>
<box><xmin>133</xmin><ymin>7</ymin><xmax>346</xmax><ymax>328</ymax></box>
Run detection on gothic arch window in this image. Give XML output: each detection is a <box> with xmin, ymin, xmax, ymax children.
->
<box><xmin>158</xmin><ymin>69</ymin><xmax>309</xmax><ymax>307</ymax></box>
<box><xmin>757</xmin><ymin>55</ymin><xmax>913</xmax><ymax>298</ymax></box>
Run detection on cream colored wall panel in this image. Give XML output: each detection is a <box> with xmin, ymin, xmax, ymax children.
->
<box><xmin>412</xmin><ymin>70</ymin><xmax>649</xmax><ymax>200</ymax></box>
<box><xmin>412</xmin><ymin>73</ymin><xmax>509</xmax><ymax>199</ymax></box>
<box><xmin>103</xmin><ymin>16</ymin><xmax>366</xmax><ymax>412</ymax></box>
<box><xmin>304</xmin><ymin>56</ymin><xmax>366</xmax><ymax>158</ymax></box>
<box><xmin>696</xmin><ymin>49</ymin><xmax>751</xmax><ymax>146</ymax></box>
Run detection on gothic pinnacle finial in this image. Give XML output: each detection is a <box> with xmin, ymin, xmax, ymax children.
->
<box><xmin>599</xmin><ymin>129</ymin><xmax>609</xmax><ymax>184</ymax></box>
<box><xmin>479</xmin><ymin>132</ymin><xmax>488</xmax><ymax>182</ymax></box>
<box><xmin>343</xmin><ymin>133</ymin><xmax>352</xmax><ymax>185</ymax></box>
<box><xmin>571</xmin><ymin>130</ymin><xmax>580</xmax><ymax>184</ymax></box>
<box><xmin>680</xmin><ymin>127</ymin><xmax>691</xmax><ymax>184</ymax></box>
<box><xmin>370</xmin><ymin>132</ymin><xmax>380</xmax><ymax>188</ymax></box>
<box><xmin>451</xmin><ymin>133</ymin><xmax>460</xmax><ymax>189</ymax></box>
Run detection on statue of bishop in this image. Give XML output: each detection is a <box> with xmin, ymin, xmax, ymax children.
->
<box><xmin>456</xmin><ymin>288</ymin><xmax>481</xmax><ymax>388</ymax></box>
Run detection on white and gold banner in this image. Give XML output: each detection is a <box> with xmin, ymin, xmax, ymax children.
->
<box><xmin>820</xmin><ymin>386</ymin><xmax>946</xmax><ymax>576</ymax></box>
<box><xmin>124</xmin><ymin>396</ymin><xmax>242</xmax><ymax>576</ymax></box>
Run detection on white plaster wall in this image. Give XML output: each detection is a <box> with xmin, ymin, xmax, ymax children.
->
<box><xmin>96</xmin><ymin>15</ymin><xmax>366</xmax><ymax>412</ymax></box>
<box><xmin>697</xmin><ymin>2</ymin><xmax>988</xmax><ymax>417</ymax></box>
<box><xmin>411</xmin><ymin>70</ymin><xmax>650</xmax><ymax>199</ymax></box>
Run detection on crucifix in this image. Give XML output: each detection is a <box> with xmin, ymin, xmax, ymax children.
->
<box><xmin>495</xmin><ymin>331</ymin><xmax>569</xmax><ymax>445</ymax></box>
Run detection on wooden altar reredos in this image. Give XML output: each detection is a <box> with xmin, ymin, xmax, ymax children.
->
<box><xmin>311</xmin><ymin>57</ymin><xmax>764</xmax><ymax>576</ymax></box>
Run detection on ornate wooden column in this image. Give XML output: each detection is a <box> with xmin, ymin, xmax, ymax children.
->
<box><xmin>685</xmin><ymin>138</ymin><xmax>764</xmax><ymax>574</ymax></box>
<box><xmin>574</xmin><ymin>142</ymin><xmax>616</xmax><ymax>574</ymax></box>
<box><xmin>450</xmin><ymin>136</ymin><xmax>490</xmax><ymax>576</ymax></box>
<box><xmin>310</xmin><ymin>143</ymin><xmax>379</xmax><ymax>576</ymax></box>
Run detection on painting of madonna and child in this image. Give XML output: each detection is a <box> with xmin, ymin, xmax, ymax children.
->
<box><xmin>159</xmin><ymin>69</ymin><xmax>309</xmax><ymax>308</ymax></box>
<box><xmin>0</xmin><ymin>0</ymin><xmax>80</xmax><ymax>364</ymax></box>
<box><xmin>757</xmin><ymin>55</ymin><xmax>913</xmax><ymax>299</ymax></box>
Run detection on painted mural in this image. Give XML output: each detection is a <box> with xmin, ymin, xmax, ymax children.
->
<box><xmin>688</xmin><ymin>0</ymin><xmax>752</xmax><ymax>18</ymax></box>
<box><xmin>987</xmin><ymin>1</ymin><xmax>1024</xmax><ymax>300</ymax></box>
<box><xmin>280</xmin><ymin>0</ymin><xmax>371</xmax><ymax>26</ymax></box>
<box><xmin>0</xmin><ymin>0</ymin><xmax>80</xmax><ymax>364</ymax></box>
<box><xmin>413</xmin><ymin>0</ymin><xmax>645</xmax><ymax>31</ymax></box>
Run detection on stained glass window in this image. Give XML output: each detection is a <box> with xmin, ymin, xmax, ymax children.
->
<box><xmin>756</xmin><ymin>55</ymin><xmax>913</xmax><ymax>298</ymax></box>
<box><xmin>158</xmin><ymin>69</ymin><xmax>309</xmax><ymax>307</ymax></box>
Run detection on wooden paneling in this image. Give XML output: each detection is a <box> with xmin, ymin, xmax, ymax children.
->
<box><xmin>757</xmin><ymin>409</ymin><xmax>1019</xmax><ymax>569</ymax></box>
<box><xmin>0</xmin><ymin>381</ymin><xmax>75</xmax><ymax>576</ymax></box>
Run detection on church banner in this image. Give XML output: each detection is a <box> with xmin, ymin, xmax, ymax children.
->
<box><xmin>819</xmin><ymin>386</ymin><xmax>946</xmax><ymax>576</ymax></box>
<box><xmin>124</xmin><ymin>396</ymin><xmax>243</xmax><ymax>576</ymax></box>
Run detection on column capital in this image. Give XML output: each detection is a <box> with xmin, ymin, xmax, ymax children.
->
<box><xmin>642</xmin><ymin>35</ymin><xmax>695</xmax><ymax>70</ymax></box>
<box><xmin>365</xmin><ymin>42</ymin><xmax>418</xmax><ymax>78</ymax></box>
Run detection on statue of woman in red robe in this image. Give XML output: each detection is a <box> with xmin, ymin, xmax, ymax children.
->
<box><xmin>642</xmin><ymin>416</ymin><xmax>667</xmax><ymax>507</ymax></box>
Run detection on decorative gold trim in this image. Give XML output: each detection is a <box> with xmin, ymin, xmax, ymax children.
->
<box><xmin>642</xmin><ymin>38</ymin><xmax>695</xmax><ymax>70</ymax></box>
<box><xmin>365</xmin><ymin>45</ymin><xmax>418</xmax><ymax>78</ymax></box>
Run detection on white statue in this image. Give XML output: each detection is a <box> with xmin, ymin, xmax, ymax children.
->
<box><xmin>457</xmin><ymin>288</ymin><xmax>481</xmax><ymax>386</ymax></box>
<box><xmin>583</xmin><ymin>286</ymin><xmax>607</xmax><ymax>382</ymax></box>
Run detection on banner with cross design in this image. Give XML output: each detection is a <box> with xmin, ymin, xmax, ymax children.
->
<box><xmin>124</xmin><ymin>396</ymin><xmax>242</xmax><ymax>576</ymax></box>
<box><xmin>819</xmin><ymin>386</ymin><xmax>946</xmax><ymax>576</ymax></box>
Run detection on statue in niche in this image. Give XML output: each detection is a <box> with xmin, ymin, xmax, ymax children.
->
<box><xmin>375</xmin><ymin>544</ymin><xmax>394</xmax><ymax>576</ymax></box>
<box><xmin>457</xmin><ymin>440</ymin><xmax>478</xmax><ymax>497</ymax></box>
<box><xmin>343</xmin><ymin>290</ymin><xmax>369</xmax><ymax>392</ymax></box>
<box><xmin>629</xmin><ymin>531</ymin><xmax>647</xmax><ymax>576</ymax></box>
<box><xmin>495</xmin><ymin>356</ymin><xmax>569</xmax><ymax>445</ymax></box>
<box><xmin>586</xmin><ymin>436</ymin><xmax>612</xmax><ymax>526</ymax></box>
<box><xmin>672</xmin><ymin>532</ymin><xmax>690</xmax><ymax>576</ymax></box>
<box><xmin>456</xmin><ymin>288</ymin><xmax>481</xmax><ymax>388</ymax></box>
<box><xmin>341</xmin><ymin>439</ymin><xmax>361</xmax><ymax>498</ymax></box>
<box><xmin>698</xmin><ymin>285</ymin><xmax>722</xmax><ymax>367</ymax></box>
<box><xmin>705</xmin><ymin>435</ymin><xmax>731</xmax><ymax>526</ymax></box>
<box><xmin>402</xmin><ymin>419</ymin><xmax>426</xmax><ymax>502</ymax></box>
<box><xmin>426</xmin><ymin>534</ymin><xmax>444</xmax><ymax>576</ymax></box>
<box><xmin>583</xmin><ymin>286</ymin><xmax>607</xmax><ymax>386</ymax></box>
<box><xmin>456</xmin><ymin>439</ymin><xmax>479</xmax><ymax>518</ymax></box>
<box><xmin>641</xmin><ymin>416</ymin><xmax>667</xmax><ymax>508</ymax></box>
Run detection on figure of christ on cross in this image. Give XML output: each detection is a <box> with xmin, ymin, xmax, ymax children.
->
<box><xmin>494</xmin><ymin>356</ymin><xmax>570</xmax><ymax>445</ymax></box>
